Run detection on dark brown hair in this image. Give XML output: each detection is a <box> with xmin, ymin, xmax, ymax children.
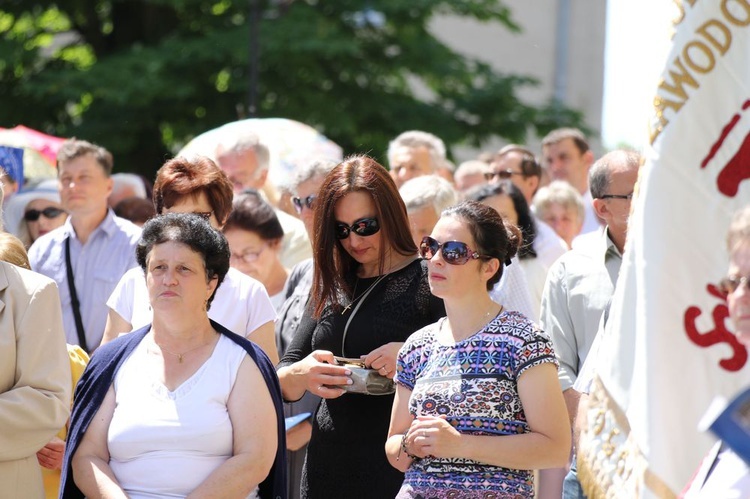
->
<box><xmin>465</xmin><ymin>182</ymin><xmax>536</xmax><ymax>260</ymax></box>
<box><xmin>114</xmin><ymin>197</ymin><xmax>156</xmax><ymax>226</ymax></box>
<box><xmin>494</xmin><ymin>144</ymin><xmax>541</xmax><ymax>178</ymax></box>
<box><xmin>153</xmin><ymin>156</ymin><xmax>234</xmax><ymax>225</ymax></box>
<box><xmin>442</xmin><ymin>200</ymin><xmax>521</xmax><ymax>290</ymax></box>
<box><xmin>223</xmin><ymin>189</ymin><xmax>284</xmax><ymax>241</ymax></box>
<box><xmin>311</xmin><ymin>155</ymin><xmax>416</xmax><ymax>317</ymax></box>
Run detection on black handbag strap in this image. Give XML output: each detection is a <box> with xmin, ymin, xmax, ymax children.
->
<box><xmin>65</xmin><ymin>236</ymin><xmax>89</xmax><ymax>352</ymax></box>
<box><xmin>341</xmin><ymin>273</ymin><xmax>387</xmax><ymax>357</ymax></box>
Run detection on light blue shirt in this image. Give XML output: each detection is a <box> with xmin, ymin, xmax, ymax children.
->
<box><xmin>29</xmin><ymin>209</ymin><xmax>141</xmax><ymax>352</ymax></box>
<box><xmin>539</xmin><ymin>227</ymin><xmax>622</xmax><ymax>390</ymax></box>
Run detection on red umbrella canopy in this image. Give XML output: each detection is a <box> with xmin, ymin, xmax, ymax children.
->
<box><xmin>0</xmin><ymin>126</ymin><xmax>67</xmax><ymax>182</ymax></box>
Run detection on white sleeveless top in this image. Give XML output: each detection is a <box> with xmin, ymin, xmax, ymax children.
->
<box><xmin>108</xmin><ymin>334</ymin><xmax>257</xmax><ymax>498</ymax></box>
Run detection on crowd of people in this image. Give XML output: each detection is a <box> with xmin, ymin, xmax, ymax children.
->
<box><xmin>0</xmin><ymin>125</ymin><xmax>746</xmax><ymax>499</ymax></box>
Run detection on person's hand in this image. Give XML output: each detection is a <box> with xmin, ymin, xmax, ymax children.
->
<box><xmin>37</xmin><ymin>436</ymin><xmax>65</xmax><ymax>470</ymax></box>
<box><xmin>406</xmin><ymin>415</ymin><xmax>462</xmax><ymax>460</ymax></box>
<box><xmin>362</xmin><ymin>342</ymin><xmax>403</xmax><ymax>380</ymax></box>
<box><xmin>299</xmin><ymin>350</ymin><xmax>352</xmax><ymax>399</ymax></box>
<box><xmin>286</xmin><ymin>421</ymin><xmax>313</xmax><ymax>451</ymax></box>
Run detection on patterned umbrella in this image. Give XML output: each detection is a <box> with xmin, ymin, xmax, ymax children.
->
<box><xmin>177</xmin><ymin>118</ymin><xmax>343</xmax><ymax>189</ymax></box>
<box><xmin>0</xmin><ymin>126</ymin><xmax>66</xmax><ymax>182</ymax></box>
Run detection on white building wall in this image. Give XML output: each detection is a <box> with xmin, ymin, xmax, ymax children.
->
<box><xmin>428</xmin><ymin>1</ymin><xmax>607</xmax><ymax>161</ymax></box>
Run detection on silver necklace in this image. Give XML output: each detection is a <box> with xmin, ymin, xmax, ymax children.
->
<box><xmin>444</xmin><ymin>306</ymin><xmax>504</xmax><ymax>342</ymax></box>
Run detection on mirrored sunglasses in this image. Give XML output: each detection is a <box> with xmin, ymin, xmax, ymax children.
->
<box><xmin>419</xmin><ymin>236</ymin><xmax>484</xmax><ymax>265</ymax></box>
<box><xmin>335</xmin><ymin>217</ymin><xmax>380</xmax><ymax>239</ymax></box>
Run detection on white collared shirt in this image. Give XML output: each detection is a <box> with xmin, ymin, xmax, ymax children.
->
<box><xmin>539</xmin><ymin>227</ymin><xmax>622</xmax><ymax>390</ymax></box>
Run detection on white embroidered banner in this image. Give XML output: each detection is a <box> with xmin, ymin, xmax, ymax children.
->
<box><xmin>579</xmin><ymin>2</ymin><xmax>750</xmax><ymax>496</ymax></box>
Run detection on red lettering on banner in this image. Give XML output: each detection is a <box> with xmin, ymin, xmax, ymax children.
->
<box><xmin>717</xmin><ymin>132</ymin><xmax>750</xmax><ymax>196</ymax></box>
<box><xmin>701</xmin><ymin>99</ymin><xmax>750</xmax><ymax>197</ymax></box>
<box><xmin>684</xmin><ymin>283</ymin><xmax>747</xmax><ymax>371</ymax></box>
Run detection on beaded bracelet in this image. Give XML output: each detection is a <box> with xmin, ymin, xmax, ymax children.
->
<box><xmin>396</xmin><ymin>433</ymin><xmax>420</xmax><ymax>461</ymax></box>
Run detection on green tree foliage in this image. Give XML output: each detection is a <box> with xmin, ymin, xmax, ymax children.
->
<box><xmin>0</xmin><ymin>0</ymin><xmax>584</xmax><ymax>176</ymax></box>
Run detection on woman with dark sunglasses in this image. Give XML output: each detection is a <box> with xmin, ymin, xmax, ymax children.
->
<box><xmin>386</xmin><ymin>200</ymin><xmax>571</xmax><ymax>498</ymax></box>
<box><xmin>277</xmin><ymin>155</ymin><xmax>445</xmax><ymax>499</ymax></box>
<box><xmin>3</xmin><ymin>182</ymin><xmax>68</xmax><ymax>248</ymax></box>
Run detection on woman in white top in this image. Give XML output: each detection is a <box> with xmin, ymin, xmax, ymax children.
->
<box><xmin>223</xmin><ymin>190</ymin><xmax>290</xmax><ymax>311</ymax></box>
<box><xmin>102</xmin><ymin>156</ymin><xmax>278</xmax><ymax>363</ymax></box>
<box><xmin>69</xmin><ymin>213</ymin><xmax>280</xmax><ymax>498</ymax></box>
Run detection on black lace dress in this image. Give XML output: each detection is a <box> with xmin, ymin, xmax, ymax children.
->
<box><xmin>278</xmin><ymin>259</ymin><xmax>445</xmax><ymax>499</ymax></box>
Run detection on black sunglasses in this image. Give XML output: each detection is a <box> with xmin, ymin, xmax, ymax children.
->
<box><xmin>24</xmin><ymin>207</ymin><xmax>67</xmax><ymax>222</ymax></box>
<box><xmin>335</xmin><ymin>217</ymin><xmax>380</xmax><ymax>239</ymax></box>
<box><xmin>488</xmin><ymin>169</ymin><xmax>524</xmax><ymax>181</ymax></box>
<box><xmin>719</xmin><ymin>275</ymin><xmax>749</xmax><ymax>295</ymax></box>
<box><xmin>292</xmin><ymin>195</ymin><xmax>316</xmax><ymax>214</ymax></box>
<box><xmin>419</xmin><ymin>236</ymin><xmax>485</xmax><ymax>265</ymax></box>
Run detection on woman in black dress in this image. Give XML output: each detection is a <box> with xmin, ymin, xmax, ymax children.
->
<box><xmin>277</xmin><ymin>155</ymin><xmax>445</xmax><ymax>499</ymax></box>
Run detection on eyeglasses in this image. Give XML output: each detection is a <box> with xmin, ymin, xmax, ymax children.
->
<box><xmin>419</xmin><ymin>236</ymin><xmax>485</xmax><ymax>265</ymax></box>
<box><xmin>230</xmin><ymin>244</ymin><xmax>268</xmax><ymax>264</ymax></box>
<box><xmin>292</xmin><ymin>195</ymin><xmax>316</xmax><ymax>214</ymax></box>
<box><xmin>599</xmin><ymin>193</ymin><xmax>633</xmax><ymax>201</ymax></box>
<box><xmin>335</xmin><ymin>218</ymin><xmax>380</xmax><ymax>239</ymax></box>
<box><xmin>192</xmin><ymin>211</ymin><xmax>213</xmax><ymax>220</ymax></box>
<box><xmin>487</xmin><ymin>169</ymin><xmax>524</xmax><ymax>181</ymax></box>
<box><xmin>719</xmin><ymin>275</ymin><xmax>750</xmax><ymax>295</ymax></box>
<box><xmin>24</xmin><ymin>207</ymin><xmax>67</xmax><ymax>222</ymax></box>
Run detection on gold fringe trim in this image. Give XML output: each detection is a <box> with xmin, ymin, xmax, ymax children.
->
<box><xmin>576</xmin><ymin>376</ymin><xmax>677</xmax><ymax>498</ymax></box>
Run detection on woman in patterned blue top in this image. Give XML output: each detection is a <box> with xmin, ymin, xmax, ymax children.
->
<box><xmin>386</xmin><ymin>200</ymin><xmax>571</xmax><ymax>498</ymax></box>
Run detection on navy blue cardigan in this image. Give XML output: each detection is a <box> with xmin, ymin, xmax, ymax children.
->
<box><xmin>60</xmin><ymin>321</ymin><xmax>287</xmax><ymax>499</ymax></box>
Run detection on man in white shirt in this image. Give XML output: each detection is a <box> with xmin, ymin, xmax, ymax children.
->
<box><xmin>541</xmin><ymin>128</ymin><xmax>602</xmax><ymax>236</ymax></box>
<box><xmin>29</xmin><ymin>139</ymin><xmax>141</xmax><ymax>352</ymax></box>
<box><xmin>539</xmin><ymin>149</ymin><xmax>641</xmax><ymax>497</ymax></box>
<box><xmin>215</xmin><ymin>132</ymin><xmax>311</xmax><ymax>268</ymax></box>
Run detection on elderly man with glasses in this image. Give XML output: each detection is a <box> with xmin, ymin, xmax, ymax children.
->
<box><xmin>538</xmin><ymin>149</ymin><xmax>642</xmax><ymax>498</ymax></box>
